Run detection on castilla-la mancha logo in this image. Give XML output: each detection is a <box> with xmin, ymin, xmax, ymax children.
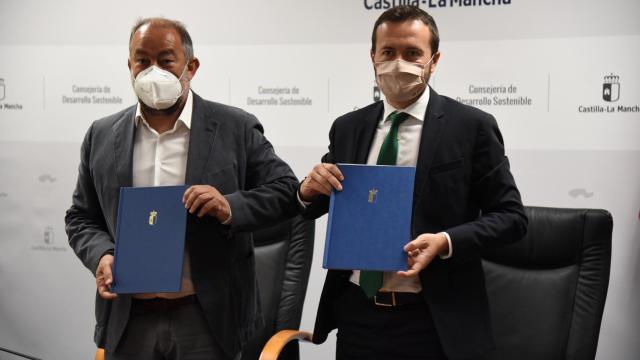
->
<box><xmin>602</xmin><ymin>73</ymin><xmax>620</xmax><ymax>102</ymax></box>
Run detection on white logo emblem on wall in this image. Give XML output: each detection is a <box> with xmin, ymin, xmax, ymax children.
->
<box><xmin>0</xmin><ymin>78</ymin><xmax>5</xmax><ymax>100</ymax></box>
<box><xmin>602</xmin><ymin>73</ymin><xmax>620</xmax><ymax>102</ymax></box>
<box><xmin>44</xmin><ymin>226</ymin><xmax>55</xmax><ymax>244</ymax></box>
<box><xmin>31</xmin><ymin>226</ymin><xmax>67</xmax><ymax>252</ymax></box>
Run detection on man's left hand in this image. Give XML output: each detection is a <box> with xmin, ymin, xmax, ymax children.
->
<box><xmin>183</xmin><ymin>185</ymin><xmax>231</xmax><ymax>223</ymax></box>
<box><xmin>397</xmin><ymin>233</ymin><xmax>449</xmax><ymax>277</ymax></box>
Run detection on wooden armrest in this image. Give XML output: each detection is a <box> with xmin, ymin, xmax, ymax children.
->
<box><xmin>97</xmin><ymin>330</ymin><xmax>312</xmax><ymax>360</ymax></box>
<box><xmin>95</xmin><ymin>348</ymin><xmax>105</xmax><ymax>360</ymax></box>
<box><xmin>259</xmin><ymin>329</ymin><xmax>313</xmax><ymax>360</ymax></box>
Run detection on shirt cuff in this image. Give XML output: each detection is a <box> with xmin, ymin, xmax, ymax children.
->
<box><xmin>439</xmin><ymin>232</ymin><xmax>453</xmax><ymax>259</ymax></box>
<box><xmin>297</xmin><ymin>190</ymin><xmax>311</xmax><ymax>209</ymax></box>
<box><xmin>221</xmin><ymin>209</ymin><xmax>232</xmax><ymax>225</ymax></box>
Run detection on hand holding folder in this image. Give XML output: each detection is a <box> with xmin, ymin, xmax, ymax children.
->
<box><xmin>323</xmin><ymin>164</ymin><xmax>416</xmax><ymax>271</ymax></box>
<box><xmin>183</xmin><ymin>184</ymin><xmax>231</xmax><ymax>222</ymax></box>
<box><xmin>299</xmin><ymin>163</ymin><xmax>345</xmax><ymax>200</ymax></box>
<box><xmin>96</xmin><ymin>254</ymin><xmax>117</xmax><ymax>299</ymax></box>
<box><xmin>400</xmin><ymin>232</ymin><xmax>450</xmax><ymax>276</ymax></box>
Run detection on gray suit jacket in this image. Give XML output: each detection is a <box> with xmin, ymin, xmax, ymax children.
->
<box><xmin>65</xmin><ymin>92</ymin><xmax>298</xmax><ymax>357</ymax></box>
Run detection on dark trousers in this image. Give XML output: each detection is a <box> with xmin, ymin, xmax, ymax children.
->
<box><xmin>107</xmin><ymin>296</ymin><xmax>240</xmax><ymax>360</ymax></box>
<box><xmin>334</xmin><ymin>283</ymin><xmax>447</xmax><ymax>360</ymax></box>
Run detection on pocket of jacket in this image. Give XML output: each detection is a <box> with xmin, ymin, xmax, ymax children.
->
<box><xmin>430</xmin><ymin>157</ymin><xmax>465</xmax><ymax>175</ymax></box>
<box><xmin>202</xmin><ymin>164</ymin><xmax>238</xmax><ymax>194</ymax></box>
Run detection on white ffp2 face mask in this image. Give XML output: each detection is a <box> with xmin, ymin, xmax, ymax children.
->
<box><xmin>132</xmin><ymin>65</ymin><xmax>188</xmax><ymax>110</ymax></box>
<box><xmin>374</xmin><ymin>56</ymin><xmax>435</xmax><ymax>103</ymax></box>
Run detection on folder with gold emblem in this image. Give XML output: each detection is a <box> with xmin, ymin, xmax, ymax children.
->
<box><xmin>111</xmin><ymin>185</ymin><xmax>188</xmax><ymax>294</ymax></box>
<box><xmin>323</xmin><ymin>164</ymin><xmax>416</xmax><ymax>271</ymax></box>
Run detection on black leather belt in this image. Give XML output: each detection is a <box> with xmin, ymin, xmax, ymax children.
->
<box><xmin>131</xmin><ymin>295</ymin><xmax>198</xmax><ymax>312</ymax></box>
<box><xmin>373</xmin><ymin>291</ymin><xmax>424</xmax><ymax>307</ymax></box>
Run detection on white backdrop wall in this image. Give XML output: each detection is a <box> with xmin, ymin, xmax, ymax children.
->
<box><xmin>0</xmin><ymin>1</ymin><xmax>638</xmax><ymax>359</ymax></box>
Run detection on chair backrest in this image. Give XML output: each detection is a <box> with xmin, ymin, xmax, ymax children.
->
<box><xmin>482</xmin><ymin>206</ymin><xmax>612</xmax><ymax>360</ymax></box>
<box><xmin>241</xmin><ymin>215</ymin><xmax>315</xmax><ymax>360</ymax></box>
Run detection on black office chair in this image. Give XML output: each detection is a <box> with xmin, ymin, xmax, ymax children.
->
<box><xmin>95</xmin><ymin>215</ymin><xmax>314</xmax><ymax>360</ymax></box>
<box><xmin>259</xmin><ymin>206</ymin><xmax>613</xmax><ymax>360</ymax></box>
<box><xmin>241</xmin><ymin>215</ymin><xmax>315</xmax><ymax>360</ymax></box>
<box><xmin>482</xmin><ymin>206</ymin><xmax>613</xmax><ymax>360</ymax></box>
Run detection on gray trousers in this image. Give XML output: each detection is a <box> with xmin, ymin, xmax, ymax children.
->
<box><xmin>107</xmin><ymin>299</ymin><xmax>240</xmax><ymax>360</ymax></box>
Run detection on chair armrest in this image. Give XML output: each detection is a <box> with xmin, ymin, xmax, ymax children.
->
<box><xmin>259</xmin><ymin>329</ymin><xmax>313</xmax><ymax>360</ymax></box>
<box><xmin>95</xmin><ymin>348</ymin><xmax>105</xmax><ymax>360</ymax></box>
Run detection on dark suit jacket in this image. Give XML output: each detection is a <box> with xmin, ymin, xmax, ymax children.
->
<box><xmin>65</xmin><ymin>92</ymin><xmax>298</xmax><ymax>357</ymax></box>
<box><xmin>305</xmin><ymin>88</ymin><xmax>528</xmax><ymax>359</ymax></box>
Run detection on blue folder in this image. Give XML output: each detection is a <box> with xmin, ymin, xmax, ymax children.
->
<box><xmin>323</xmin><ymin>164</ymin><xmax>416</xmax><ymax>271</ymax></box>
<box><xmin>111</xmin><ymin>185</ymin><xmax>188</xmax><ymax>294</ymax></box>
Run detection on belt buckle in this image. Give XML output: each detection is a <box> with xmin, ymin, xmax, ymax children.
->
<box><xmin>374</xmin><ymin>291</ymin><xmax>396</xmax><ymax>307</ymax></box>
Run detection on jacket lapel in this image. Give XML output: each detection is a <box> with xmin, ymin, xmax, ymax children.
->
<box><xmin>414</xmin><ymin>87</ymin><xmax>445</xmax><ymax>195</ymax></box>
<box><xmin>355</xmin><ymin>102</ymin><xmax>384</xmax><ymax>163</ymax></box>
<box><xmin>185</xmin><ymin>92</ymin><xmax>218</xmax><ymax>185</ymax></box>
<box><xmin>112</xmin><ymin>106</ymin><xmax>136</xmax><ymax>188</ymax></box>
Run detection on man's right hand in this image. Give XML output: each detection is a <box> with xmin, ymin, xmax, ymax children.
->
<box><xmin>299</xmin><ymin>163</ymin><xmax>344</xmax><ymax>201</ymax></box>
<box><xmin>96</xmin><ymin>254</ymin><xmax>117</xmax><ymax>300</ymax></box>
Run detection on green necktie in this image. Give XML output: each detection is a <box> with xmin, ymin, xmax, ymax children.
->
<box><xmin>359</xmin><ymin>111</ymin><xmax>410</xmax><ymax>298</ymax></box>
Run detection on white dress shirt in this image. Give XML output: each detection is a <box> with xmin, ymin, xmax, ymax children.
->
<box><xmin>132</xmin><ymin>91</ymin><xmax>195</xmax><ymax>299</ymax></box>
<box><xmin>349</xmin><ymin>87</ymin><xmax>453</xmax><ymax>293</ymax></box>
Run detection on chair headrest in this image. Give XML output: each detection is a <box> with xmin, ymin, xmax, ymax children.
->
<box><xmin>482</xmin><ymin>206</ymin><xmax>612</xmax><ymax>269</ymax></box>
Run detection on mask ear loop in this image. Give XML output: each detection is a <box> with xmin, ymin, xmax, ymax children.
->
<box><xmin>425</xmin><ymin>53</ymin><xmax>436</xmax><ymax>66</ymax></box>
<box><xmin>421</xmin><ymin>53</ymin><xmax>437</xmax><ymax>83</ymax></box>
<box><xmin>177</xmin><ymin>62</ymin><xmax>190</xmax><ymax>82</ymax></box>
<box><xmin>171</xmin><ymin>62</ymin><xmax>191</xmax><ymax>102</ymax></box>
<box><xmin>133</xmin><ymin>64</ymin><xmax>190</xmax><ymax>108</ymax></box>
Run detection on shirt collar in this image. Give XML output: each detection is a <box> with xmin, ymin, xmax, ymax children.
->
<box><xmin>134</xmin><ymin>89</ymin><xmax>193</xmax><ymax>129</ymax></box>
<box><xmin>382</xmin><ymin>86</ymin><xmax>430</xmax><ymax>123</ymax></box>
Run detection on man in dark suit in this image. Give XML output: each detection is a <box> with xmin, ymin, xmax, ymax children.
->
<box><xmin>298</xmin><ymin>6</ymin><xmax>528</xmax><ymax>360</ymax></box>
<box><xmin>65</xmin><ymin>18</ymin><xmax>297</xmax><ymax>360</ymax></box>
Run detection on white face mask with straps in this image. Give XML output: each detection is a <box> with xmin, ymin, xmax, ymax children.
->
<box><xmin>132</xmin><ymin>65</ymin><xmax>188</xmax><ymax>110</ymax></box>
